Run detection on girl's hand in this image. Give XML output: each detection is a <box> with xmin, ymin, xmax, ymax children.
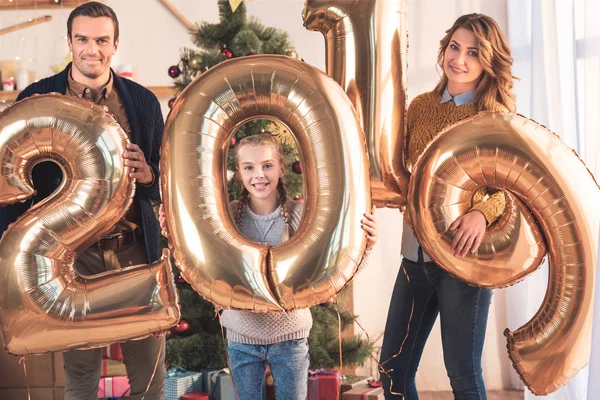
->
<box><xmin>158</xmin><ymin>204</ymin><xmax>168</xmax><ymax>237</ymax></box>
<box><xmin>361</xmin><ymin>208</ymin><xmax>378</xmax><ymax>251</ymax></box>
<box><xmin>449</xmin><ymin>210</ymin><xmax>486</xmax><ymax>257</ymax></box>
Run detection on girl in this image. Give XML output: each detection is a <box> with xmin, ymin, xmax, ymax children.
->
<box><xmin>160</xmin><ymin>133</ymin><xmax>377</xmax><ymax>399</ymax></box>
<box><xmin>379</xmin><ymin>14</ymin><xmax>516</xmax><ymax>400</ymax></box>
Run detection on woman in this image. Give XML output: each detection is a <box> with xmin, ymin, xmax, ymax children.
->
<box><xmin>379</xmin><ymin>13</ymin><xmax>516</xmax><ymax>400</ymax></box>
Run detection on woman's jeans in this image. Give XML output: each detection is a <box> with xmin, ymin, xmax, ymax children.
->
<box><xmin>379</xmin><ymin>256</ymin><xmax>492</xmax><ymax>400</ymax></box>
<box><xmin>227</xmin><ymin>338</ymin><xmax>310</xmax><ymax>400</ymax></box>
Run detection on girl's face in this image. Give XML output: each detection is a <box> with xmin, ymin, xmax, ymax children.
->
<box><xmin>443</xmin><ymin>27</ymin><xmax>484</xmax><ymax>95</ymax></box>
<box><xmin>237</xmin><ymin>144</ymin><xmax>284</xmax><ymax>203</ymax></box>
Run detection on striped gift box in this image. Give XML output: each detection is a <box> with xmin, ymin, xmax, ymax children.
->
<box><xmin>341</xmin><ymin>385</ymin><xmax>383</xmax><ymax>399</ymax></box>
<box><xmin>98</xmin><ymin>376</ymin><xmax>130</xmax><ymax>398</ymax></box>
<box><xmin>165</xmin><ymin>367</ymin><xmax>203</xmax><ymax>400</ymax></box>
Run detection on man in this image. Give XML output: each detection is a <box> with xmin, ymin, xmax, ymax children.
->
<box><xmin>0</xmin><ymin>3</ymin><xmax>166</xmax><ymax>399</ymax></box>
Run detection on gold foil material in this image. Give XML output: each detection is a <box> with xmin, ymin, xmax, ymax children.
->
<box><xmin>0</xmin><ymin>94</ymin><xmax>180</xmax><ymax>356</ymax></box>
<box><xmin>303</xmin><ymin>0</ymin><xmax>410</xmax><ymax>208</ymax></box>
<box><xmin>408</xmin><ymin>112</ymin><xmax>599</xmax><ymax>395</ymax></box>
<box><xmin>161</xmin><ymin>55</ymin><xmax>371</xmax><ymax>311</ymax></box>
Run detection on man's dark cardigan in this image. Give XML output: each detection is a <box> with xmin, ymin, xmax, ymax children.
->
<box><xmin>0</xmin><ymin>63</ymin><xmax>164</xmax><ymax>263</ymax></box>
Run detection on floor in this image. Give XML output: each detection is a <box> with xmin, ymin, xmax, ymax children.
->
<box><xmin>418</xmin><ymin>391</ymin><xmax>523</xmax><ymax>400</ymax></box>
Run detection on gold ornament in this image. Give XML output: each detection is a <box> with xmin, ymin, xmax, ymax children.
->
<box><xmin>408</xmin><ymin>112</ymin><xmax>599</xmax><ymax>395</ymax></box>
<box><xmin>303</xmin><ymin>0</ymin><xmax>410</xmax><ymax>209</ymax></box>
<box><xmin>187</xmin><ymin>54</ymin><xmax>203</xmax><ymax>71</ymax></box>
<box><xmin>0</xmin><ymin>94</ymin><xmax>180</xmax><ymax>356</ymax></box>
<box><xmin>161</xmin><ymin>55</ymin><xmax>371</xmax><ymax>311</ymax></box>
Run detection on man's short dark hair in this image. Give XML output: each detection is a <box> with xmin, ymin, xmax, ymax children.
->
<box><xmin>67</xmin><ymin>1</ymin><xmax>119</xmax><ymax>42</ymax></box>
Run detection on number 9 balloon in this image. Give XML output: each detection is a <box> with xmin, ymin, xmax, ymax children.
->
<box><xmin>0</xmin><ymin>94</ymin><xmax>180</xmax><ymax>356</ymax></box>
<box><xmin>408</xmin><ymin>112</ymin><xmax>599</xmax><ymax>395</ymax></box>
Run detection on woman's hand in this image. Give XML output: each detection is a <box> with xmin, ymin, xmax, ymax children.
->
<box><xmin>449</xmin><ymin>210</ymin><xmax>487</xmax><ymax>257</ymax></box>
<box><xmin>361</xmin><ymin>208</ymin><xmax>378</xmax><ymax>251</ymax></box>
<box><xmin>158</xmin><ymin>204</ymin><xmax>168</xmax><ymax>237</ymax></box>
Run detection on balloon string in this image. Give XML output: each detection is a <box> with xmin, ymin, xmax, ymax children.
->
<box><xmin>335</xmin><ymin>264</ymin><xmax>413</xmax><ymax>398</ymax></box>
<box><xmin>19</xmin><ymin>356</ymin><xmax>31</xmax><ymax>400</ymax></box>
<box><xmin>218</xmin><ymin>311</ymin><xmax>240</xmax><ymax>400</ymax></box>
<box><xmin>140</xmin><ymin>336</ymin><xmax>163</xmax><ymax>400</ymax></box>
<box><xmin>333</xmin><ymin>303</ymin><xmax>343</xmax><ymax>372</ymax></box>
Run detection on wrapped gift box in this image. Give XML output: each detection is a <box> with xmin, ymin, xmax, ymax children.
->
<box><xmin>341</xmin><ymin>386</ymin><xmax>383</xmax><ymax>399</ymax></box>
<box><xmin>203</xmin><ymin>368</ymin><xmax>236</xmax><ymax>400</ymax></box>
<box><xmin>165</xmin><ymin>367</ymin><xmax>203</xmax><ymax>400</ymax></box>
<box><xmin>102</xmin><ymin>343</ymin><xmax>124</xmax><ymax>361</ymax></box>
<box><xmin>308</xmin><ymin>369</ymin><xmax>341</xmax><ymax>400</ymax></box>
<box><xmin>340</xmin><ymin>375</ymin><xmax>373</xmax><ymax>393</ymax></box>
<box><xmin>98</xmin><ymin>375</ymin><xmax>130</xmax><ymax>398</ymax></box>
<box><xmin>101</xmin><ymin>358</ymin><xmax>127</xmax><ymax>377</ymax></box>
<box><xmin>181</xmin><ymin>393</ymin><xmax>209</xmax><ymax>400</ymax></box>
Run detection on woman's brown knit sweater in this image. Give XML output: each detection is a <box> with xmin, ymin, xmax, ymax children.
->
<box><xmin>406</xmin><ymin>90</ymin><xmax>506</xmax><ymax>225</ymax></box>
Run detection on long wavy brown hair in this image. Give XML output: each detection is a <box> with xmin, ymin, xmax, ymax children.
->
<box><xmin>233</xmin><ymin>134</ymin><xmax>292</xmax><ymax>240</ymax></box>
<box><xmin>434</xmin><ymin>13</ymin><xmax>517</xmax><ymax>112</ymax></box>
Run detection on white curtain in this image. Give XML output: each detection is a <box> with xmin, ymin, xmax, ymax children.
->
<box><xmin>506</xmin><ymin>0</ymin><xmax>600</xmax><ymax>398</ymax></box>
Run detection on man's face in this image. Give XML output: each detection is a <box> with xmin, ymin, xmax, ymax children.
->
<box><xmin>68</xmin><ymin>16</ymin><xmax>118</xmax><ymax>80</ymax></box>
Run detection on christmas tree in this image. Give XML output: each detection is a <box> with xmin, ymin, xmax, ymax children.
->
<box><xmin>164</xmin><ymin>0</ymin><xmax>371</xmax><ymax>372</ymax></box>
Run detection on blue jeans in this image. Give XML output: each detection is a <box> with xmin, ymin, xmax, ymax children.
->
<box><xmin>379</xmin><ymin>256</ymin><xmax>492</xmax><ymax>400</ymax></box>
<box><xmin>227</xmin><ymin>338</ymin><xmax>310</xmax><ymax>400</ymax></box>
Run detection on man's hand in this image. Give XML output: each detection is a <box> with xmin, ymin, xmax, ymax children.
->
<box><xmin>449</xmin><ymin>210</ymin><xmax>487</xmax><ymax>257</ymax></box>
<box><xmin>124</xmin><ymin>143</ymin><xmax>153</xmax><ymax>184</ymax></box>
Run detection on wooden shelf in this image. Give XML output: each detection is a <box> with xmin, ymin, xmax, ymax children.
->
<box><xmin>0</xmin><ymin>86</ymin><xmax>175</xmax><ymax>103</ymax></box>
<box><xmin>146</xmin><ymin>86</ymin><xmax>176</xmax><ymax>98</ymax></box>
<box><xmin>0</xmin><ymin>0</ymin><xmax>87</xmax><ymax>10</ymax></box>
<box><xmin>0</xmin><ymin>90</ymin><xmax>18</xmax><ymax>102</ymax></box>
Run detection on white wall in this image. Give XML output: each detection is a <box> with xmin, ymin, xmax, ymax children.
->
<box><xmin>0</xmin><ymin>0</ymin><xmax>518</xmax><ymax>391</ymax></box>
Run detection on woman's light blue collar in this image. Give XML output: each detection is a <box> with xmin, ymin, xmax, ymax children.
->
<box><xmin>441</xmin><ymin>88</ymin><xmax>474</xmax><ymax>106</ymax></box>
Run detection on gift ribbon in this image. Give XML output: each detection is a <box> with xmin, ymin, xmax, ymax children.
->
<box><xmin>218</xmin><ymin>311</ymin><xmax>239</xmax><ymax>400</ymax></box>
<box><xmin>358</xmin><ymin>387</ymin><xmax>382</xmax><ymax>399</ymax></box>
<box><xmin>308</xmin><ymin>369</ymin><xmax>340</xmax><ymax>377</ymax></box>
<box><xmin>167</xmin><ymin>366</ymin><xmax>189</xmax><ymax>377</ymax></box>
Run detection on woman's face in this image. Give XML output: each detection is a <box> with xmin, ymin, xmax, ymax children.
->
<box><xmin>443</xmin><ymin>27</ymin><xmax>484</xmax><ymax>95</ymax></box>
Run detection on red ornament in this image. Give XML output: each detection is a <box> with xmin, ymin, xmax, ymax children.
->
<box><xmin>230</xmin><ymin>137</ymin><xmax>237</xmax><ymax>147</ymax></box>
<box><xmin>294</xmin><ymin>195</ymin><xmax>304</xmax><ymax>203</ymax></box>
<box><xmin>221</xmin><ymin>46</ymin><xmax>233</xmax><ymax>58</ymax></box>
<box><xmin>168</xmin><ymin>97</ymin><xmax>176</xmax><ymax>109</ymax></box>
<box><xmin>168</xmin><ymin>65</ymin><xmax>181</xmax><ymax>78</ymax></box>
<box><xmin>171</xmin><ymin>320</ymin><xmax>190</xmax><ymax>335</ymax></box>
<box><xmin>176</xmin><ymin>274</ymin><xmax>186</xmax><ymax>285</ymax></box>
<box><xmin>292</xmin><ymin>160</ymin><xmax>302</xmax><ymax>174</ymax></box>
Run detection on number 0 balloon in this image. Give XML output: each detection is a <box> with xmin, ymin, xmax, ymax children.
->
<box><xmin>161</xmin><ymin>55</ymin><xmax>371</xmax><ymax>312</ymax></box>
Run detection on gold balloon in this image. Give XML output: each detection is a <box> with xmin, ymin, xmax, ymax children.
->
<box><xmin>408</xmin><ymin>112</ymin><xmax>599</xmax><ymax>395</ymax></box>
<box><xmin>0</xmin><ymin>94</ymin><xmax>180</xmax><ymax>356</ymax></box>
<box><xmin>303</xmin><ymin>0</ymin><xmax>410</xmax><ymax>208</ymax></box>
<box><xmin>161</xmin><ymin>55</ymin><xmax>371</xmax><ymax>311</ymax></box>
